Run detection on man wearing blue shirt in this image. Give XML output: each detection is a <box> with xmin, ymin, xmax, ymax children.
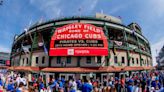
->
<box><xmin>82</xmin><ymin>79</ymin><xmax>93</xmax><ymax>92</ymax></box>
<box><xmin>6</xmin><ymin>80</ymin><xmax>15</xmax><ymax>92</ymax></box>
<box><xmin>0</xmin><ymin>78</ymin><xmax>3</xmax><ymax>86</ymax></box>
<box><xmin>127</xmin><ymin>79</ymin><xmax>133</xmax><ymax>92</ymax></box>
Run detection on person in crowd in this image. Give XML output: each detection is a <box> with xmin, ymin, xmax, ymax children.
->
<box><xmin>0</xmin><ymin>86</ymin><xmax>3</xmax><ymax>92</ymax></box>
<box><xmin>115</xmin><ymin>77</ymin><xmax>121</xmax><ymax>92</ymax></box>
<box><xmin>133</xmin><ymin>80</ymin><xmax>139</xmax><ymax>92</ymax></box>
<box><xmin>39</xmin><ymin>81</ymin><xmax>45</xmax><ymax>91</ymax></box>
<box><xmin>58</xmin><ymin>79</ymin><xmax>64</xmax><ymax>91</ymax></box>
<box><xmin>71</xmin><ymin>79</ymin><xmax>77</xmax><ymax>91</ymax></box>
<box><xmin>6</xmin><ymin>80</ymin><xmax>15</xmax><ymax>92</ymax></box>
<box><xmin>82</xmin><ymin>79</ymin><xmax>93</xmax><ymax>92</ymax></box>
<box><xmin>127</xmin><ymin>79</ymin><xmax>133</xmax><ymax>92</ymax></box>
<box><xmin>16</xmin><ymin>82</ymin><xmax>24</xmax><ymax>92</ymax></box>
<box><xmin>76</xmin><ymin>79</ymin><xmax>82</xmax><ymax>90</ymax></box>
<box><xmin>0</xmin><ymin>78</ymin><xmax>3</xmax><ymax>87</ymax></box>
<box><xmin>141</xmin><ymin>78</ymin><xmax>146</xmax><ymax>92</ymax></box>
<box><xmin>155</xmin><ymin>79</ymin><xmax>161</xmax><ymax>90</ymax></box>
<box><xmin>1</xmin><ymin>70</ymin><xmax>164</xmax><ymax>92</ymax></box>
<box><xmin>121</xmin><ymin>75</ymin><xmax>125</xmax><ymax>92</ymax></box>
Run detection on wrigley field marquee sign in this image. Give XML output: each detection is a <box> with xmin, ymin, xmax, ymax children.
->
<box><xmin>49</xmin><ymin>23</ymin><xmax>108</xmax><ymax>56</ymax></box>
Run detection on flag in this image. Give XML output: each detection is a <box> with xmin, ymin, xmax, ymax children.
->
<box><xmin>21</xmin><ymin>44</ymin><xmax>30</xmax><ymax>53</ymax></box>
<box><xmin>38</xmin><ymin>33</ymin><xmax>44</xmax><ymax>47</ymax></box>
<box><xmin>43</xmin><ymin>44</ymin><xmax>48</xmax><ymax>55</ymax></box>
<box><xmin>131</xmin><ymin>29</ymin><xmax>135</xmax><ymax>37</ymax></box>
<box><xmin>40</xmin><ymin>33</ymin><xmax>48</xmax><ymax>55</ymax></box>
<box><xmin>21</xmin><ymin>44</ymin><xmax>31</xmax><ymax>58</ymax></box>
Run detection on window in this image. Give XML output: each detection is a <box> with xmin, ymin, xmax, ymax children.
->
<box><xmin>86</xmin><ymin>56</ymin><xmax>91</xmax><ymax>64</ymax></box>
<box><xmin>136</xmin><ymin>58</ymin><xmax>139</xmax><ymax>64</ymax></box>
<box><xmin>132</xmin><ymin>58</ymin><xmax>134</xmax><ymax>64</ymax></box>
<box><xmin>121</xmin><ymin>57</ymin><xmax>125</xmax><ymax>64</ymax></box>
<box><xmin>36</xmin><ymin>57</ymin><xmax>38</xmax><ymax>64</ymax></box>
<box><xmin>147</xmin><ymin>60</ymin><xmax>149</xmax><ymax>66</ymax></box>
<box><xmin>97</xmin><ymin>56</ymin><xmax>101</xmax><ymax>64</ymax></box>
<box><xmin>22</xmin><ymin>58</ymin><xmax>24</xmax><ymax>65</ymax></box>
<box><xmin>57</xmin><ymin>56</ymin><xmax>61</xmax><ymax>64</ymax></box>
<box><xmin>67</xmin><ymin>56</ymin><xmax>71</xmax><ymax>64</ymax></box>
<box><xmin>26</xmin><ymin>58</ymin><xmax>28</xmax><ymax>64</ymax></box>
<box><xmin>114</xmin><ymin>56</ymin><xmax>117</xmax><ymax>64</ymax></box>
<box><xmin>42</xmin><ymin>56</ymin><xmax>45</xmax><ymax>64</ymax></box>
<box><xmin>145</xmin><ymin>60</ymin><xmax>147</xmax><ymax>65</ymax></box>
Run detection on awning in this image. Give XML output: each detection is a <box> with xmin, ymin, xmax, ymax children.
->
<box><xmin>0</xmin><ymin>66</ymin><xmax>9</xmax><ymax>69</ymax></box>
<box><xmin>7</xmin><ymin>66</ymin><xmax>15</xmax><ymax>70</ymax></box>
<box><xmin>8</xmin><ymin>66</ymin><xmax>41</xmax><ymax>72</ymax></box>
<box><xmin>41</xmin><ymin>66</ymin><xmax>122</xmax><ymax>73</ymax></box>
<box><xmin>142</xmin><ymin>66</ymin><xmax>154</xmax><ymax>70</ymax></box>
<box><xmin>122</xmin><ymin>66</ymin><xmax>144</xmax><ymax>71</ymax></box>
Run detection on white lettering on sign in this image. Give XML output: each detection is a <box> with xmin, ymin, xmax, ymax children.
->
<box><xmin>75</xmin><ymin>50</ymin><xmax>90</xmax><ymax>54</ymax></box>
<box><xmin>56</xmin><ymin>34</ymin><xmax>83</xmax><ymax>39</ymax></box>
<box><xmin>85</xmin><ymin>34</ymin><xmax>102</xmax><ymax>39</ymax></box>
<box><xmin>56</xmin><ymin>23</ymin><xmax>102</xmax><ymax>34</ymax></box>
<box><xmin>57</xmin><ymin>24</ymin><xmax>83</xmax><ymax>33</ymax></box>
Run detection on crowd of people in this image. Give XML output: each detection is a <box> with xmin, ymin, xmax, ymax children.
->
<box><xmin>0</xmin><ymin>70</ymin><xmax>163</xmax><ymax>92</ymax></box>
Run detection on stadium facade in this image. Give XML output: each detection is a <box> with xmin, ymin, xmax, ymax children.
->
<box><xmin>9</xmin><ymin>13</ymin><xmax>153</xmax><ymax>84</ymax></box>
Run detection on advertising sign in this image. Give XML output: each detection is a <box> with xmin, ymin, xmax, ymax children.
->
<box><xmin>49</xmin><ymin>23</ymin><xmax>108</xmax><ymax>56</ymax></box>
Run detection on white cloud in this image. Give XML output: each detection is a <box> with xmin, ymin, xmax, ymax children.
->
<box><xmin>149</xmin><ymin>0</ymin><xmax>164</xmax><ymax>17</ymax></box>
<box><xmin>0</xmin><ymin>45</ymin><xmax>11</xmax><ymax>53</ymax></box>
<box><xmin>151</xmin><ymin>37</ymin><xmax>164</xmax><ymax>66</ymax></box>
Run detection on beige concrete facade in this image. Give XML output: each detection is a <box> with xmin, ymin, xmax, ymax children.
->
<box><xmin>12</xmin><ymin>55</ymin><xmax>20</xmax><ymax>66</ymax></box>
<box><xmin>109</xmin><ymin>50</ymin><xmax>127</xmax><ymax>66</ymax></box>
<box><xmin>31</xmin><ymin>51</ymin><xmax>49</xmax><ymax>67</ymax></box>
<box><xmin>129</xmin><ymin>52</ymin><xmax>140</xmax><ymax>66</ymax></box>
<box><xmin>14</xmin><ymin>50</ymin><xmax>152</xmax><ymax>68</ymax></box>
<box><xmin>51</xmin><ymin>56</ymin><xmax>77</xmax><ymax>67</ymax></box>
<box><xmin>20</xmin><ymin>54</ymin><xmax>30</xmax><ymax>66</ymax></box>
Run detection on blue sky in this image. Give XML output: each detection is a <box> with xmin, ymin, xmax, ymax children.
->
<box><xmin>0</xmin><ymin>0</ymin><xmax>164</xmax><ymax>65</ymax></box>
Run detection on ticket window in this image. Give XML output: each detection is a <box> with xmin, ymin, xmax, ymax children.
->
<box><xmin>90</xmin><ymin>74</ymin><xmax>96</xmax><ymax>80</ymax></box>
<box><xmin>101</xmin><ymin>74</ymin><xmax>108</xmax><ymax>83</ymax></box>
<box><xmin>108</xmin><ymin>73</ymin><xmax>115</xmax><ymax>79</ymax></box>
<box><xmin>80</xmin><ymin>74</ymin><xmax>88</xmax><ymax>81</ymax></box>
<box><xmin>60</xmin><ymin>74</ymin><xmax>66</xmax><ymax>80</ymax></box>
<box><xmin>67</xmin><ymin>74</ymin><xmax>75</xmax><ymax>80</ymax></box>
<box><xmin>61</xmin><ymin>75</ymin><xmax>66</xmax><ymax>79</ymax></box>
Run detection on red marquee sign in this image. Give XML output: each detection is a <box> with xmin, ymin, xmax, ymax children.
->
<box><xmin>49</xmin><ymin>23</ymin><xmax>108</xmax><ymax>56</ymax></box>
